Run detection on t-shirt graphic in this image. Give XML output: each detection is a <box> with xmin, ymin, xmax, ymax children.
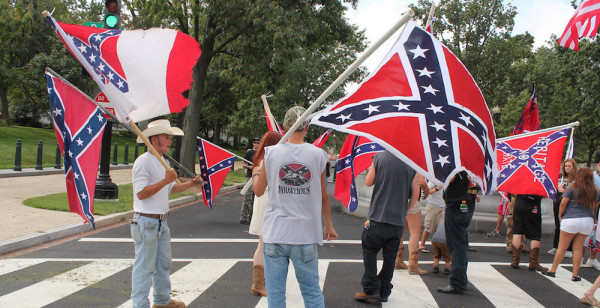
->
<box><xmin>278</xmin><ymin>163</ymin><xmax>312</xmax><ymax>194</ymax></box>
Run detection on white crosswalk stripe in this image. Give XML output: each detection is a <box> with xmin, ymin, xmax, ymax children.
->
<box><xmin>0</xmin><ymin>258</ymin><xmax>596</xmax><ymax>307</ymax></box>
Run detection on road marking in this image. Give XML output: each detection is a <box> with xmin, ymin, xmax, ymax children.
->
<box><xmin>390</xmin><ymin>268</ymin><xmax>438</xmax><ymax>307</ymax></box>
<box><xmin>0</xmin><ymin>258</ymin><xmax>46</xmax><ymax>276</ymax></box>
<box><xmin>0</xmin><ymin>259</ymin><xmax>132</xmax><ymax>307</ymax></box>
<box><xmin>78</xmin><ymin>238</ymin><xmax>507</xmax><ymax>247</ymax></box>
<box><xmin>540</xmin><ymin>265</ymin><xmax>592</xmax><ymax>299</ymax></box>
<box><xmin>468</xmin><ymin>262</ymin><xmax>544</xmax><ymax>307</ymax></box>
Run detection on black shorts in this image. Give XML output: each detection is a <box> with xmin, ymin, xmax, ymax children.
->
<box><xmin>513</xmin><ymin>209</ymin><xmax>541</xmax><ymax>241</ymax></box>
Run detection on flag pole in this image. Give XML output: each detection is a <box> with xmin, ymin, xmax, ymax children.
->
<box><xmin>497</xmin><ymin>122</ymin><xmax>579</xmax><ymax>142</ymax></box>
<box><xmin>565</xmin><ymin>125</ymin><xmax>576</xmax><ymax>159</ymax></box>
<box><xmin>425</xmin><ymin>1</ymin><xmax>437</xmax><ymax>30</ymax></box>
<box><xmin>198</xmin><ymin>137</ymin><xmax>252</xmax><ymax>164</ymax></box>
<box><xmin>45</xmin><ymin>68</ymin><xmax>185</xmax><ymax>183</ymax></box>
<box><xmin>262</xmin><ymin>94</ymin><xmax>278</xmax><ymax>131</ymax></box>
<box><xmin>240</xmin><ymin>9</ymin><xmax>414</xmax><ymax>195</ymax></box>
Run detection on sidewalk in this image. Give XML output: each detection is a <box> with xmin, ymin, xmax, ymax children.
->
<box><xmin>0</xmin><ymin>161</ymin><xmax>245</xmax><ymax>255</ymax></box>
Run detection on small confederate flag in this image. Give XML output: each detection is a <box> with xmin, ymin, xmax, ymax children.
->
<box><xmin>511</xmin><ymin>88</ymin><xmax>540</xmax><ymax>135</ymax></box>
<box><xmin>335</xmin><ymin>135</ymin><xmax>384</xmax><ymax>212</ymax></box>
<box><xmin>496</xmin><ymin>127</ymin><xmax>570</xmax><ymax>200</ymax></box>
<box><xmin>311</xmin><ymin>20</ymin><xmax>496</xmax><ymax>193</ymax></box>
<box><xmin>263</xmin><ymin>96</ymin><xmax>284</xmax><ymax>133</ymax></box>
<box><xmin>45</xmin><ymin>71</ymin><xmax>107</xmax><ymax>228</ymax></box>
<box><xmin>558</xmin><ymin>0</ymin><xmax>600</xmax><ymax>50</ymax></box>
<box><xmin>312</xmin><ymin>128</ymin><xmax>333</xmax><ymax>148</ymax></box>
<box><xmin>45</xmin><ymin>14</ymin><xmax>201</xmax><ymax>122</ymax></box>
<box><xmin>198</xmin><ymin>138</ymin><xmax>237</xmax><ymax>208</ymax></box>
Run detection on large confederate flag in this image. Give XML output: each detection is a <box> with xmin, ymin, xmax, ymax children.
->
<box><xmin>311</xmin><ymin>20</ymin><xmax>496</xmax><ymax>193</ymax></box>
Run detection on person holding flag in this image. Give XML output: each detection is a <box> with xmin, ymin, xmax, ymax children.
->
<box><xmin>131</xmin><ymin>119</ymin><xmax>203</xmax><ymax>308</ymax></box>
<box><xmin>240</xmin><ymin>137</ymin><xmax>259</xmax><ymax>225</ymax></box>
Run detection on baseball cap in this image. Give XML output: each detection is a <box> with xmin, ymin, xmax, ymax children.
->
<box><xmin>283</xmin><ymin>106</ymin><xmax>309</xmax><ymax>132</ymax></box>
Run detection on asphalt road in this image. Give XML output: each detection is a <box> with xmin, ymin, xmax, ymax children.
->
<box><xmin>1</xmin><ymin>186</ymin><xmax>596</xmax><ymax>307</ymax></box>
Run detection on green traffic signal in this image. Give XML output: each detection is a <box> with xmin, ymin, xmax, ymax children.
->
<box><xmin>103</xmin><ymin>0</ymin><xmax>121</xmax><ymax>29</ymax></box>
<box><xmin>104</xmin><ymin>15</ymin><xmax>118</xmax><ymax>28</ymax></box>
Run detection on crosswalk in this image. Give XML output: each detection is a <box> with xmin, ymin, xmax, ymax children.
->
<box><xmin>0</xmin><ymin>257</ymin><xmax>595</xmax><ymax>307</ymax></box>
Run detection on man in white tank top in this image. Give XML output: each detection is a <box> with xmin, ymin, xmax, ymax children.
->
<box><xmin>252</xmin><ymin>106</ymin><xmax>338</xmax><ymax>308</ymax></box>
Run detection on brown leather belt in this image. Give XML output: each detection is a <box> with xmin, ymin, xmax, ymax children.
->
<box><xmin>136</xmin><ymin>212</ymin><xmax>168</xmax><ymax>221</ymax></box>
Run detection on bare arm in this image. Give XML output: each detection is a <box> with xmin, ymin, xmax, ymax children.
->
<box><xmin>171</xmin><ymin>176</ymin><xmax>203</xmax><ymax>194</ymax></box>
<box><xmin>407</xmin><ymin>173</ymin><xmax>420</xmax><ymax>209</ymax></box>
<box><xmin>137</xmin><ymin>168</ymin><xmax>178</xmax><ymax>200</ymax></box>
<box><xmin>558</xmin><ymin>197</ymin><xmax>570</xmax><ymax>221</ymax></box>
<box><xmin>321</xmin><ymin>169</ymin><xmax>338</xmax><ymax>240</ymax></box>
<box><xmin>365</xmin><ymin>162</ymin><xmax>376</xmax><ymax>187</ymax></box>
<box><xmin>417</xmin><ymin>174</ymin><xmax>429</xmax><ymax>199</ymax></box>
<box><xmin>252</xmin><ymin>161</ymin><xmax>267</xmax><ymax>197</ymax></box>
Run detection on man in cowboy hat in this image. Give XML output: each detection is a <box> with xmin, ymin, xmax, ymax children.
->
<box><xmin>131</xmin><ymin>119</ymin><xmax>202</xmax><ymax>308</ymax></box>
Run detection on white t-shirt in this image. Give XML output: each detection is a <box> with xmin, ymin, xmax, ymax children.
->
<box><xmin>427</xmin><ymin>181</ymin><xmax>445</xmax><ymax>208</ymax></box>
<box><xmin>132</xmin><ymin>152</ymin><xmax>175</xmax><ymax>214</ymax></box>
<box><xmin>262</xmin><ymin>143</ymin><xmax>328</xmax><ymax>245</ymax></box>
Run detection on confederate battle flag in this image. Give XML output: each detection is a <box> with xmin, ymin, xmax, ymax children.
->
<box><xmin>311</xmin><ymin>20</ymin><xmax>496</xmax><ymax>193</ymax></box>
<box><xmin>198</xmin><ymin>138</ymin><xmax>237</xmax><ymax>208</ymax></box>
<box><xmin>45</xmin><ymin>71</ymin><xmax>106</xmax><ymax>228</ymax></box>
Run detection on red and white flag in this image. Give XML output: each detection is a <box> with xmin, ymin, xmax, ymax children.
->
<box><xmin>558</xmin><ymin>0</ymin><xmax>600</xmax><ymax>50</ymax></box>
<box><xmin>45</xmin><ymin>14</ymin><xmax>201</xmax><ymax>122</ymax></box>
<box><xmin>312</xmin><ymin>128</ymin><xmax>333</xmax><ymax>148</ymax></box>
<box><xmin>198</xmin><ymin>138</ymin><xmax>237</xmax><ymax>208</ymax></box>
<box><xmin>263</xmin><ymin>97</ymin><xmax>284</xmax><ymax>133</ymax></box>
<box><xmin>45</xmin><ymin>71</ymin><xmax>107</xmax><ymax>228</ymax></box>
<box><xmin>511</xmin><ymin>88</ymin><xmax>540</xmax><ymax>135</ymax></box>
<box><xmin>311</xmin><ymin>20</ymin><xmax>496</xmax><ymax>193</ymax></box>
<box><xmin>496</xmin><ymin>127</ymin><xmax>569</xmax><ymax>200</ymax></box>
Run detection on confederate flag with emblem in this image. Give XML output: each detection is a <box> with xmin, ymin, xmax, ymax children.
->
<box><xmin>45</xmin><ymin>14</ymin><xmax>201</xmax><ymax>122</ymax></box>
<box><xmin>335</xmin><ymin>135</ymin><xmax>384</xmax><ymax>212</ymax></box>
<box><xmin>45</xmin><ymin>71</ymin><xmax>107</xmax><ymax>228</ymax></box>
<box><xmin>198</xmin><ymin>138</ymin><xmax>237</xmax><ymax>208</ymax></box>
<box><xmin>496</xmin><ymin>127</ymin><xmax>570</xmax><ymax>200</ymax></box>
<box><xmin>311</xmin><ymin>20</ymin><xmax>496</xmax><ymax>193</ymax></box>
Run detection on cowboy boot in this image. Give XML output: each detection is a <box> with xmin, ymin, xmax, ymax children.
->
<box><xmin>251</xmin><ymin>265</ymin><xmax>267</xmax><ymax>297</ymax></box>
<box><xmin>408</xmin><ymin>251</ymin><xmax>428</xmax><ymax>275</ymax></box>
<box><xmin>528</xmin><ymin>247</ymin><xmax>548</xmax><ymax>272</ymax></box>
<box><xmin>511</xmin><ymin>245</ymin><xmax>521</xmax><ymax>269</ymax></box>
<box><xmin>395</xmin><ymin>246</ymin><xmax>408</xmax><ymax>270</ymax></box>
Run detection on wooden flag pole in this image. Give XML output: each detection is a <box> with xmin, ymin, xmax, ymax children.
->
<box><xmin>425</xmin><ymin>1</ymin><xmax>437</xmax><ymax>30</ymax></box>
<box><xmin>241</xmin><ymin>9</ymin><xmax>414</xmax><ymax>195</ymax></box>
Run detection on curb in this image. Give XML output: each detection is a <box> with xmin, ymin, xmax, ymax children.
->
<box><xmin>0</xmin><ymin>164</ymin><xmax>132</xmax><ymax>179</ymax></box>
<box><xmin>0</xmin><ymin>183</ymin><xmax>244</xmax><ymax>256</ymax></box>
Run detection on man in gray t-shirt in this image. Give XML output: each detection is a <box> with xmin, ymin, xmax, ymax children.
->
<box><xmin>355</xmin><ymin>150</ymin><xmax>428</xmax><ymax>303</ymax></box>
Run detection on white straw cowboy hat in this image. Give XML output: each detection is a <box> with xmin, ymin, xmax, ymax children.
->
<box><xmin>137</xmin><ymin>119</ymin><xmax>184</xmax><ymax>143</ymax></box>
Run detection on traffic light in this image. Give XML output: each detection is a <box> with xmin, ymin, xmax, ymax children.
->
<box><xmin>103</xmin><ymin>0</ymin><xmax>121</xmax><ymax>29</ymax></box>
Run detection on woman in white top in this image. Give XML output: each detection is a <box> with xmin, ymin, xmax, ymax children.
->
<box><xmin>248</xmin><ymin>131</ymin><xmax>282</xmax><ymax>297</ymax></box>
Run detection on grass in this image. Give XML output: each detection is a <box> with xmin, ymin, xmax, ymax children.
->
<box><xmin>0</xmin><ymin>125</ymin><xmax>138</xmax><ymax>169</ymax></box>
<box><xmin>22</xmin><ymin>169</ymin><xmax>247</xmax><ymax>215</ymax></box>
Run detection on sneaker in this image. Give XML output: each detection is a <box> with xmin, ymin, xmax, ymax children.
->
<box><xmin>486</xmin><ymin>230</ymin><xmax>500</xmax><ymax>237</ymax></box>
<box><xmin>547</xmin><ymin>248</ymin><xmax>557</xmax><ymax>255</ymax></box>
<box><xmin>432</xmin><ymin>266</ymin><xmax>439</xmax><ymax>273</ymax></box>
<box><xmin>443</xmin><ymin>268</ymin><xmax>451</xmax><ymax>275</ymax></box>
<box><xmin>583</xmin><ymin>259</ymin><xmax>593</xmax><ymax>268</ymax></box>
<box><xmin>591</xmin><ymin>259</ymin><xmax>600</xmax><ymax>270</ymax></box>
<box><xmin>565</xmin><ymin>251</ymin><xmax>573</xmax><ymax>258</ymax></box>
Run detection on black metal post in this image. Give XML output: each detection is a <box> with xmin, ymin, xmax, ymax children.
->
<box><xmin>54</xmin><ymin>143</ymin><xmax>61</xmax><ymax>169</ymax></box>
<box><xmin>35</xmin><ymin>140</ymin><xmax>43</xmax><ymax>170</ymax></box>
<box><xmin>123</xmin><ymin>143</ymin><xmax>129</xmax><ymax>165</ymax></box>
<box><xmin>134</xmin><ymin>144</ymin><xmax>139</xmax><ymax>160</ymax></box>
<box><xmin>112</xmin><ymin>142</ymin><xmax>118</xmax><ymax>165</ymax></box>
<box><xmin>95</xmin><ymin>120</ymin><xmax>118</xmax><ymax>199</ymax></box>
<box><xmin>13</xmin><ymin>139</ymin><xmax>22</xmax><ymax>171</ymax></box>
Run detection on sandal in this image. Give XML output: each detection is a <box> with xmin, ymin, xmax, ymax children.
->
<box><xmin>418</xmin><ymin>247</ymin><xmax>431</xmax><ymax>253</ymax></box>
<box><xmin>573</xmin><ymin>276</ymin><xmax>582</xmax><ymax>282</ymax></box>
<box><xmin>580</xmin><ymin>294</ymin><xmax>599</xmax><ymax>306</ymax></box>
<box><xmin>541</xmin><ymin>271</ymin><xmax>555</xmax><ymax>277</ymax></box>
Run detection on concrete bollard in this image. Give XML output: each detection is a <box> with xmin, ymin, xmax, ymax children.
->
<box><xmin>54</xmin><ymin>143</ymin><xmax>61</xmax><ymax>169</ymax></box>
<box><xmin>123</xmin><ymin>143</ymin><xmax>129</xmax><ymax>165</ymax></box>
<box><xmin>13</xmin><ymin>139</ymin><xmax>22</xmax><ymax>171</ymax></box>
<box><xmin>35</xmin><ymin>140</ymin><xmax>43</xmax><ymax>170</ymax></box>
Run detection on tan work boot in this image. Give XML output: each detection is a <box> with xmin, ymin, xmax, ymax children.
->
<box><xmin>408</xmin><ymin>251</ymin><xmax>427</xmax><ymax>275</ymax></box>
<box><xmin>251</xmin><ymin>265</ymin><xmax>267</xmax><ymax>297</ymax></box>
<box><xmin>528</xmin><ymin>247</ymin><xmax>548</xmax><ymax>272</ymax></box>
<box><xmin>152</xmin><ymin>299</ymin><xmax>186</xmax><ymax>308</ymax></box>
<box><xmin>511</xmin><ymin>245</ymin><xmax>521</xmax><ymax>269</ymax></box>
<box><xmin>395</xmin><ymin>246</ymin><xmax>408</xmax><ymax>270</ymax></box>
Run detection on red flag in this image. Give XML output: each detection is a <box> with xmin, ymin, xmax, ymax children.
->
<box><xmin>496</xmin><ymin>128</ymin><xmax>569</xmax><ymax>199</ymax></box>
<box><xmin>45</xmin><ymin>14</ymin><xmax>201</xmax><ymax>122</ymax></box>
<box><xmin>312</xmin><ymin>128</ymin><xmax>333</xmax><ymax>148</ymax></box>
<box><xmin>335</xmin><ymin>135</ymin><xmax>384</xmax><ymax>212</ymax></box>
<box><xmin>311</xmin><ymin>20</ymin><xmax>496</xmax><ymax>193</ymax></box>
<box><xmin>558</xmin><ymin>0</ymin><xmax>600</xmax><ymax>50</ymax></box>
<box><xmin>263</xmin><ymin>96</ymin><xmax>284</xmax><ymax>133</ymax></box>
<box><xmin>45</xmin><ymin>72</ymin><xmax>107</xmax><ymax>228</ymax></box>
<box><xmin>198</xmin><ymin>138</ymin><xmax>237</xmax><ymax>208</ymax></box>
<box><xmin>511</xmin><ymin>88</ymin><xmax>540</xmax><ymax>135</ymax></box>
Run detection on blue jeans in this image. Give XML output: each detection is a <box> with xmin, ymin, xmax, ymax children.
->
<box><xmin>445</xmin><ymin>208</ymin><xmax>474</xmax><ymax>291</ymax></box>
<box><xmin>361</xmin><ymin>221</ymin><xmax>403</xmax><ymax>299</ymax></box>
<box><xmin>131</xmin><ymin>214</ymin><xmax>172</xmax><ymax>308</ymax></box>
<box><xmin>263</xmin><ymin>243</ymin><xmax>324</xmax><ymax>308</ymax></box>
